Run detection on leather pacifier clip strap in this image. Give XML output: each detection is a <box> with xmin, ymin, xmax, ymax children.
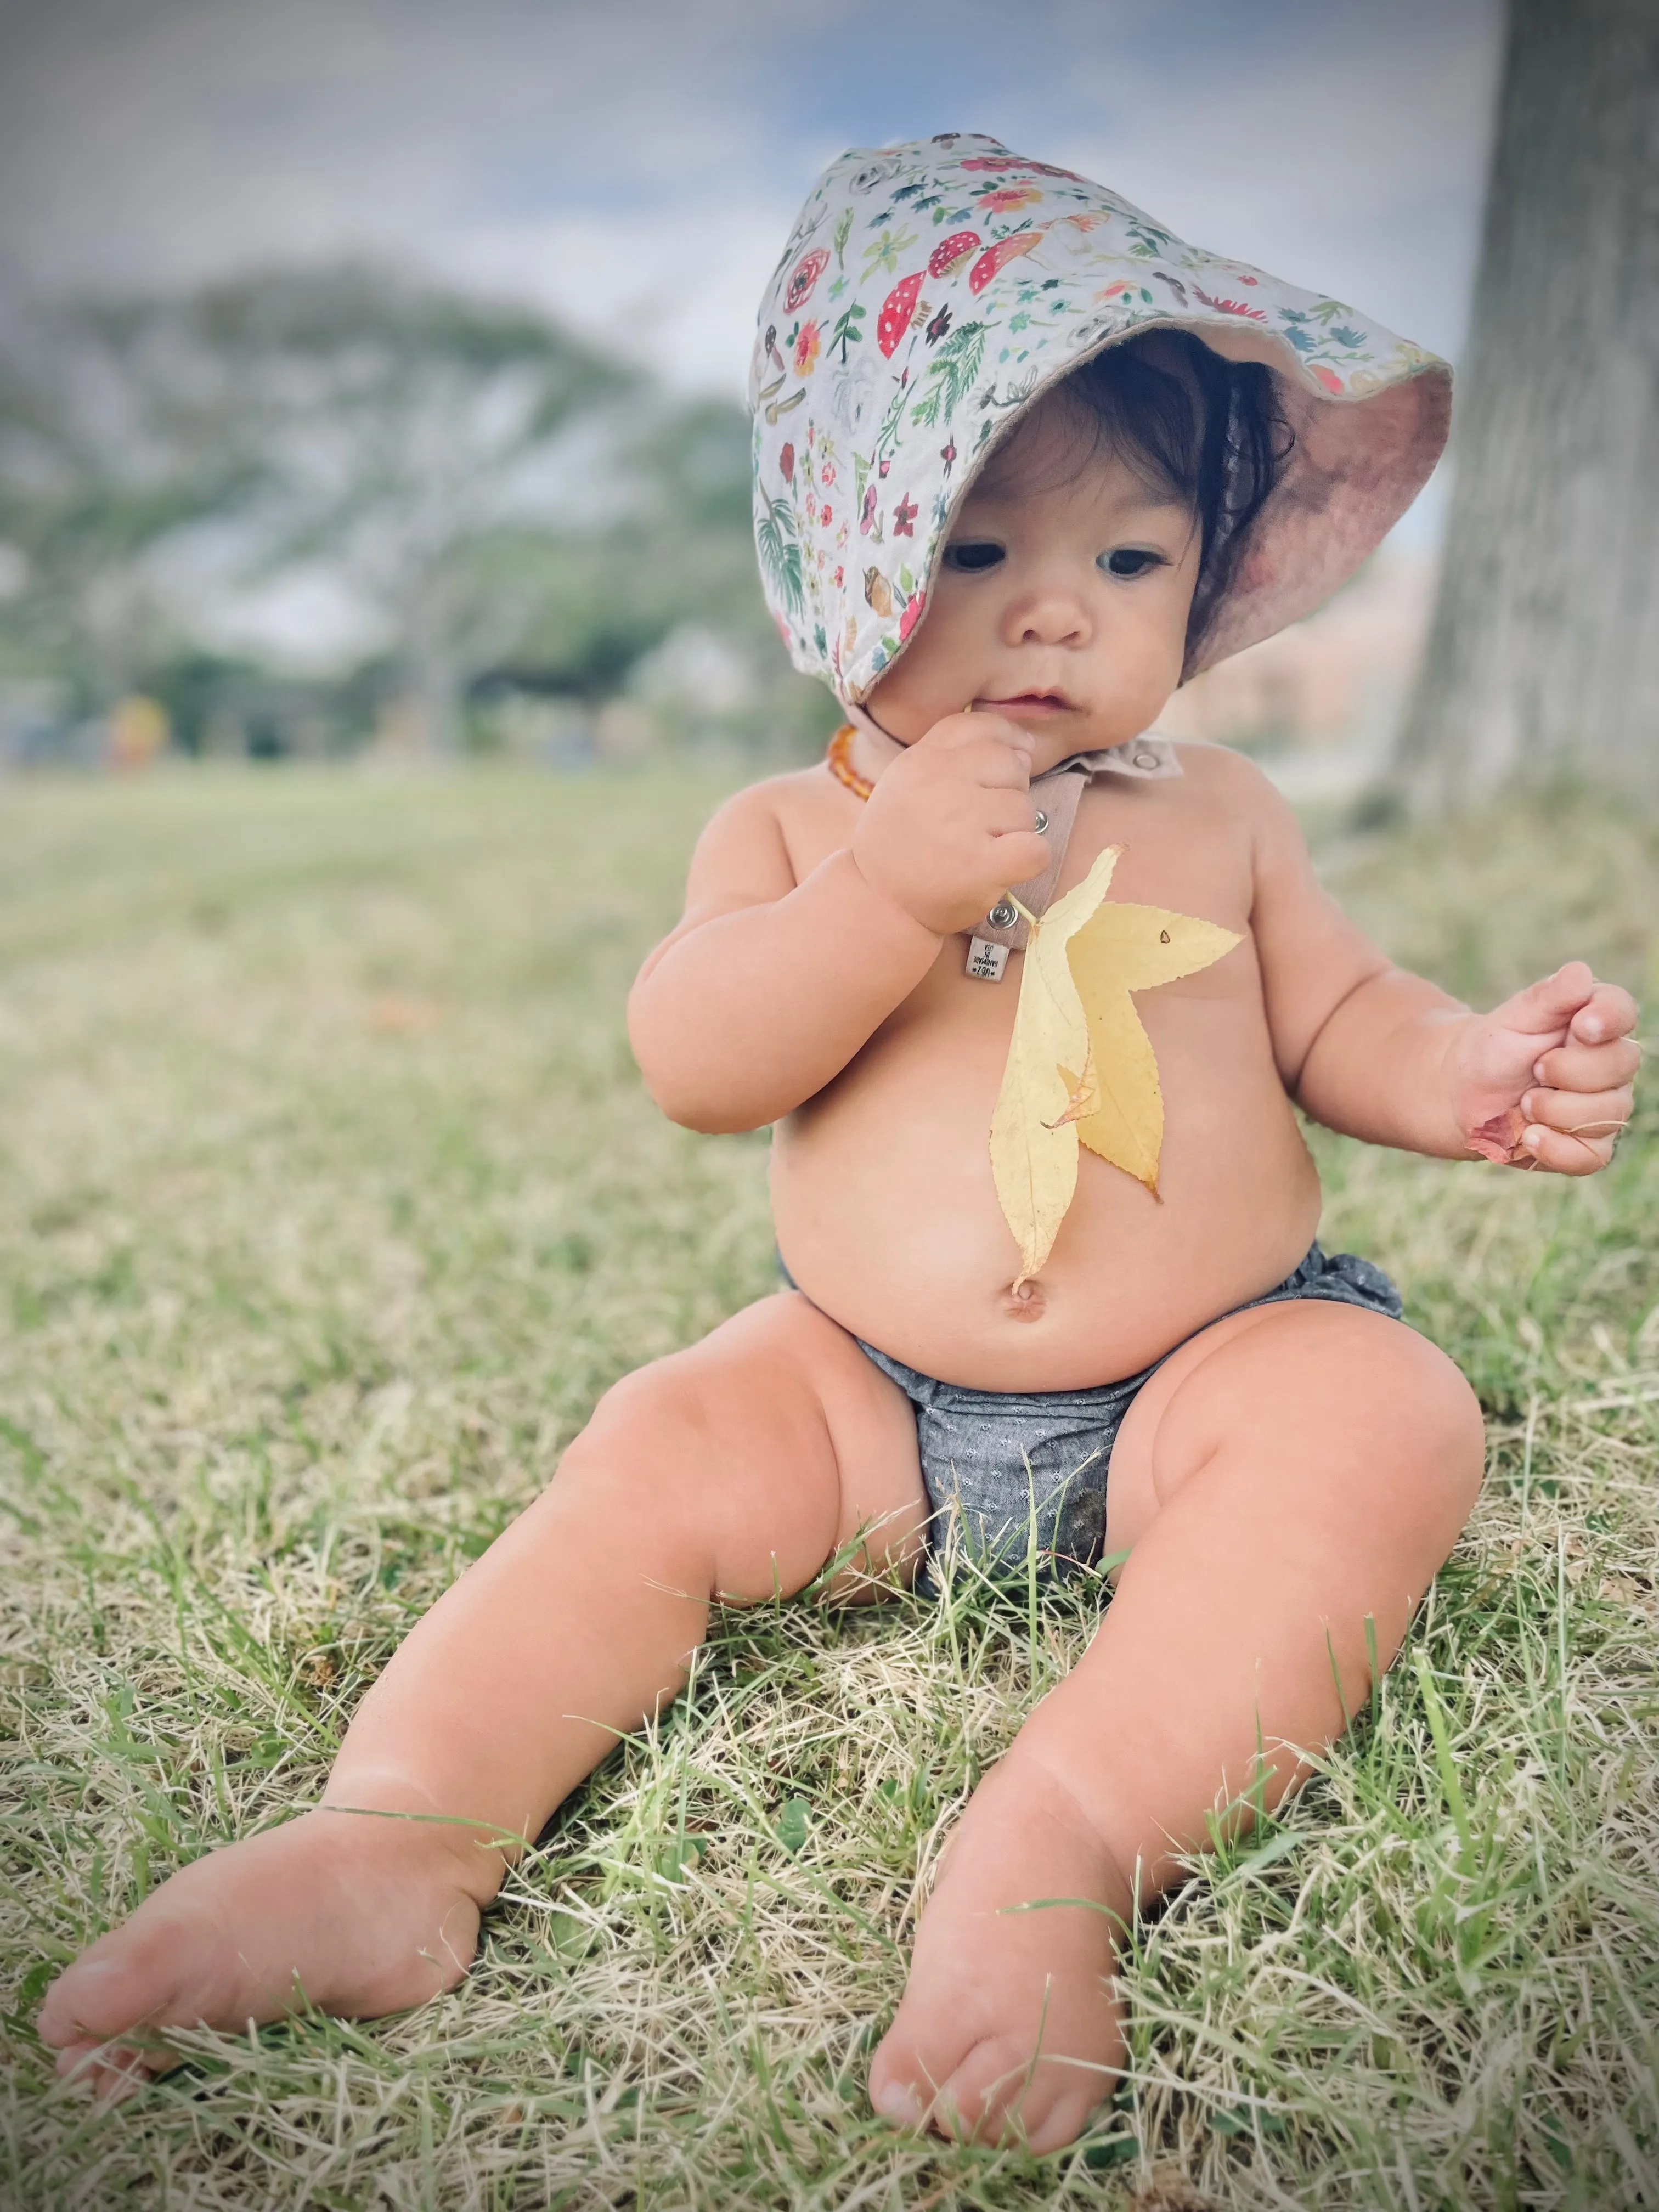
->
<box><xmin>964</xmin><ymin>764</ymin><xmax>1088</xmax><ymax>980</ymax></box>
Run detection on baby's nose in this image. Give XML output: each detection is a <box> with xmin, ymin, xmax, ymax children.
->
<box><xmin>1011</xmin><ymin>587</ymin><xmax>1090</xmax><ymax>646</ymax></box>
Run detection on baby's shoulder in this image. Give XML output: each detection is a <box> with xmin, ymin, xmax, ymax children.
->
<box><xmin>711</xmin><ymin>756</ymin><xmax>850</xmax><ymax>837</ymax></box>
<box><xmin>686</xmin><ymin>759</ymin><xmax>854</xmax><ymax>899</ymax></box>
<box><xmin>1164</xmin><ymin>737</ymin><xmax>1288</xmax><ymax>810</ymax></box>
<box><xmin>1160</xmin><ymin>738</ymin><xmax>1307</xmax><ymax>852</ymax></box>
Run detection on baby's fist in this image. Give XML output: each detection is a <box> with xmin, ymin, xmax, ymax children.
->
<box><xmin>851</xmin><ymin>713</ymin><xmax>1051</xmax><ymax>938</ymax></box>
<box><xmin>1453</xmin><ymin>961</ymin><xmax>1640</xmax><ymax>1175</ymax></box>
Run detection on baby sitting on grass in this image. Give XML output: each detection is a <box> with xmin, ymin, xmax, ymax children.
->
<box><xmin>41</xmin><ymin>138</ymin><xmax>1640</xmax><ymax>2152</ymax></box>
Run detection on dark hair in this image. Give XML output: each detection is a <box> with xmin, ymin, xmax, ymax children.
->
<box><xmin>1045</xmin><ymin>330</ymin><xmax>1292</xmax><ymax>660</ymax></box>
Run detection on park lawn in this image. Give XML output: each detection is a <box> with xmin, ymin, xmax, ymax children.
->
<box><xmin>1</xmin><ymin>762</ymin><xmax>1655</xmax><ymax>2212</ymax></box>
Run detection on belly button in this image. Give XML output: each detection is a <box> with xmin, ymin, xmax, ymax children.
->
<box><xmin>1002</xmin><ymin>1277</ymin><xmax>1047</xmax><ymax>1322</ymax></box>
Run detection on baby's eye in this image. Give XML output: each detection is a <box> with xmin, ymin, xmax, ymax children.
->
<box><xmin>943</xmin><ymin>540</ymin><xmax>1005</xmax><ymax>573</ymax></box>
<box><xmin>1098</xmin><ymin>548</ymin><xmax>1166</xmax><ymax>579</ymax></box>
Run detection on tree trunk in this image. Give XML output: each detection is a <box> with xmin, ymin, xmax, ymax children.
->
<box><xmin>405</xmin><ymin>571</ymin><xmax>463</xmax><ymax>755</ymax></box>
<box><xmin>1396</xmin><ymin>0</ymin><xmax>1659</xmax><ymax>804</ymax></box>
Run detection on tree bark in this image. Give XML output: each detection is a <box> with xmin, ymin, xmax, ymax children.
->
<box><xmin>1396</xmin><ymin>0</ymin><xmax>1659</xmax><ymax>804</ymax></box>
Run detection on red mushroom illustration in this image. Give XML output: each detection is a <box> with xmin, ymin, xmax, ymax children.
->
<box><xmin>968</xmin><ymin>234</ymin><xmax>1042</xmax><ymax>294</ymax></box>
<box><xmin>927</xmin><ymin>230</ymin><xmax>981</xmax><ymax>280</ymax></box>
<box><xmin>785</xmin><ymin>249</ymin><xmax>831</xmax><ymax>315</ymax></box>
<box><xmin>877</xmin><ymin>272</ymin><xmax>926</xmax><ymax>357</ymax></box>
<box><xmin>1191</xmin><ymin>283</ymin><xmax>1268</xmax><ymax>321</ymax></box>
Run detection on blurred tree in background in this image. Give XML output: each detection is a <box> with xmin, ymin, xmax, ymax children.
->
<box><xmin>0</xmin><ymin>295</ymin><xmax>261</xmax><ymax>709</ymax></box>
<box><xmin>165</xmin><ymin>268</ymin><xmax>625</xmax><ymax>753</ymax></box>
<box><xmin>1398</xmin><ymin>0</ymin><xmax>1658</xmax><ymax>804</ymax></box>
<box><xmin>0</xmin><ymin>268</ymin><xmax>834</xmax><ymax>763</ymax></box>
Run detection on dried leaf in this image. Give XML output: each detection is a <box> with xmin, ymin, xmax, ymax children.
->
<box><xmin>1070</xmin><ymin>979</ymin><xmax>1165</xmax><ymax>1192</ymax></box>
<box><xmin>989</xmin><ymin>846</ymin><xmax>1123</xmax><ymax>1284</ymax></box>
<box><xmin>1067</xmin><ymin>903</ymin><xmax>1242</xmax><ymax>1194</ymax></box>
<box><xmin>1468</xmin><ymin>1104</ymin><xmax>1528</xmax><ymax>1164</ymax></box>
<box><xmin>988</xmin><ymin>854</ymin><xmax>1242</xmax><ymax>1280</ymax></box>
<box><xmin>1050</xmin><ymin>1051</ymin><xmax>1100</xmax><ymax>1128</ymax></box>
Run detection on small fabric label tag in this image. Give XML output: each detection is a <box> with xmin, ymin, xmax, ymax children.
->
<box><xmin>966</xmin><ymin>937</ymin><xmax>1010</xmax><ymax>981</ymax></box>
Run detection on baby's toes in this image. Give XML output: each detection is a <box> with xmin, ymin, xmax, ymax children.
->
<box><xmin>54</xmin><ymin>2034</ymin><xmax>176</xmax><ymax>2101</ymax></box>
<box><xmin>967</xmin><ymin>2041</ymin><xmax>1110</xmax><ymax>2154</ymax></box>
<box><xmin>39</xmin><ymin>1912</ymin><xmax>227</xmax><ymax>2071</ymax></box>
<box><xmin>41</xmin><ymin>1950</ymin><xmax>160</xmax><ymax>2050</ymax></box>
<box><xmin>876</xmin><ymin>2026</ymin><xmax>1110</xmax><ymax>2141</ymax></box>
<box><xmin>868</xmin><ymin>2013</ymin><xmax>981</xmax><ymax>2138</ymax></box>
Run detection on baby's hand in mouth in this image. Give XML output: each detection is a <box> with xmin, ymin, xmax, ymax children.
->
<box><xmin>851</xmin><ymin>710</ymin><xmax>1050</xmax><ymax>938</ymax></box>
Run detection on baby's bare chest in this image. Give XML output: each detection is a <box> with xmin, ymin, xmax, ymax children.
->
<box><xmin>797</xmin><ymin>790</ymin><xmax>1265</xmax><ymax>1108</ymax></box>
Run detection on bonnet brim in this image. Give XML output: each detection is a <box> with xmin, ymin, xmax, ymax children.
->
<box><xmin>750</xmin><ymin>136</ymin><xmax>1451</xmax><ymax>705</ymax></box>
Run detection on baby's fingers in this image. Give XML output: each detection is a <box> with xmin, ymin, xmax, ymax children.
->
<box><xmin>1519</xmin><ymin>1126</ymin><xmax>1616</xmax><ymax>1175</ymax></box>
<box><xmin>1567</xmin><ymin>981</ymin><xmax>1639</xmax><ymax>1045</ymax></box>
<box><xmin>1532</xmin><ymin>1034</ymin><xmax>1641</xmax><ymax>1092</ymax></box>
<box><xmin>918</xmin><ymin>715</ymin><xmax>1032</xmax><ymax>785</ymax></box>
<box><xmin>1521</xmin><ymin>1082</ymin><xmax>1631</xmax><ymax>1137</ymax></box>
<box><xmin>1517</xmin><ymin>1099</ymin><xmax>1624</xmax><ymax>1175</ymax></box>
<box><xmin>987</xmin><ymin>827</ymin><xmax>1050</xmax><ymax>883</ymax></box>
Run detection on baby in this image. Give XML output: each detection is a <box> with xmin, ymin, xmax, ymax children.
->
<box><xmin>41</xmin><ymin>138</ymin><xmax>1640</xmax><ymax>2153</ymax></box>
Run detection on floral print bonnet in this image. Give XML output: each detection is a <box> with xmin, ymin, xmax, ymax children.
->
<box><xmin>751</xmin><ymin>134</ymin><xmax>1451</xmax><ymax>708</ymax></box>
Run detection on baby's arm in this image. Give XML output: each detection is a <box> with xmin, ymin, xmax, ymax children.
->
<box><xmin>629</xmin><ymin>714</ymin><xmax>1047</xmax><ymax>1131</ymax></box>
<box><xmin>1242</xmin><ymin>757</ymin><xmax>1639</xmax><ymax>1173</ymax></box>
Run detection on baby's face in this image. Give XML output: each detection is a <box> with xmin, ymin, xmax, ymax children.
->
<box><xmin>868</xmin><ymin>393</ymin><xmax>1201</xmax><ymax>768</ymax></box>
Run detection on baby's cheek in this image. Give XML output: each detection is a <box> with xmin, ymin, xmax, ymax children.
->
<box><xmin>868</xmin><ymin>621</ymin><xmax>970</xmax><ymax>738</ymax></box>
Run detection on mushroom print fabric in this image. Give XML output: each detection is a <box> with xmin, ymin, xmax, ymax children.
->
<box><xmin>751</xmin><ymin>134</ymin><xmax>1451</xmax><ymax>708</ymax></box>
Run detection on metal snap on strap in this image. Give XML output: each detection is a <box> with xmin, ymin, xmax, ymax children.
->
<box><xmin>1135</xmin><ymin>751</ymin><xmax>1160</xmax><ymax>770</ymax></box>
<box><xmin>988</xmin><ymin>899</ymin><xmax>1018</xmax><ymax>928</ymax></box>
<box><xmin>1034</xmin><ymin>809</ymin><xmax>1048</xmax><ymax>832</ymax></box>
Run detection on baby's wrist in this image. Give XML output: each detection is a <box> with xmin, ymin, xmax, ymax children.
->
<box><xmin>1438</xmin><ymin>1006</ymin><xmax>1497</xmax><ymax>1148</ymax></box>
<box><xmin>843</xmin><ymin>844</ymin><xmax>948</xmax><ymax>946</ymax></box>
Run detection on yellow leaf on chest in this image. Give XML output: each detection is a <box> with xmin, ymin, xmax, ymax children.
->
<box><xmin>1068</xmin><ymin>901</ymin><xmax>1243</xmax><ymax>1196</ymax></box>
<box><xmin>988</xmin><ymin>850</ymin><xmax>1240</xmax><ymax>1283</ymax></box>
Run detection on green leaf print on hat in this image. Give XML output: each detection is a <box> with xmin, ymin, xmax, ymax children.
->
<box><xmin>749</xmin><ymin>133</ymin><xmax>1451</xmax><ymax>709</ymax></box>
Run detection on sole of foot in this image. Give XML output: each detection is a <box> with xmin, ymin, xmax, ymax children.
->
<box><xmin>868</xmin><ymin>1750</ymin><xmax>1128</xmax><ymax>2152</ymax></box>
<box><xmin>37</xmin><ymin>1804</ymin><xmax>487</xmax><ymax>2099</ymax></box>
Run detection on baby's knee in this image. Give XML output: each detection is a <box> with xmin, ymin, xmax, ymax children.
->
<box><xmin>1413</xmin><ymin>1336</ymin><xmax>1484</xmax><ymax>1491</ymax></box>
<box><xmin>545</xmin><ymin>1359</ymin><xmax>741</xmax><ymax>1580</ymax></box>
<box><xmin>1366</xmin><ymin>1327</ymin><xmax>1486</xmax><ymax>1537</ymax></box>
<box><xmin>546</xmin><ymin>1328</ymin><xmax>851</xmax><ymax>1600</ymax></box>
<box><xmin>561</xmin><ymin>1353</ymin><xmax>714</xmax><ymax>1482</ymax></box>
<box><xmin>1268</xmin><ymin>1308</ymin><xmax>1485</xmax><ymax>1548</ymax></box>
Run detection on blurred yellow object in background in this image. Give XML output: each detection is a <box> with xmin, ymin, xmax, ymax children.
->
<box><xmin>108</xmin><ymin>695</ymin><xmax>170</xmax><ymax>771</ymax></box>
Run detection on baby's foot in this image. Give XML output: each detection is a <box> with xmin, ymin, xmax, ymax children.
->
<box><xmin>37</xmin><ymin>1803</ymin><xmax>487</xmax><ymax>2097</ymax></box>
<box><xmin>868</xmin><ymin>1748</ymin><xmax>1128</xmax><ymax>2152</ymax></box>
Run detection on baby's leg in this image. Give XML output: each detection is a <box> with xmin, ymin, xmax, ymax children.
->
<box><xmin>870</xmin><ymin>1301</ymin><xmax>1484</xmax><ymax>2152</ymax></box>
<box><xmin>40</xmin><ymin>1293</ymin><xmax>926</xmax><ymax>2095</ymax></box>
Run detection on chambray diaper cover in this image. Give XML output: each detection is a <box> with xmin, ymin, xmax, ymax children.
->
<box><xmin>851</xmin><ymin>1245</ymin><xmax>1403</xmax><ymax>1586</ymax></box>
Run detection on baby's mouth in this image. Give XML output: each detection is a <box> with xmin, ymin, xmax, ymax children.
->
<box><xmin>979</xmin><ymin>690</ymin><xmax>1075</xmax><ymax>718</ymax></box>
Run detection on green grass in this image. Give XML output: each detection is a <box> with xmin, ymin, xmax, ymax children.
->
<box><xmin>1</xmin><ymin>764</ymin><xmax>1655</xmax><ymax>2210</ymax></box>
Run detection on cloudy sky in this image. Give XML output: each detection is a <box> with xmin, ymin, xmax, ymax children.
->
<box><xmin>2</xmin><ymin>0</ymin><xmax>1503</xmax><ymax>408</ymax></box>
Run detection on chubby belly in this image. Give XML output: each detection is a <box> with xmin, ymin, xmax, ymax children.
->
<box><xmin>771</xmin><ymin>947</ymin><xmax>1322</xmax><ymax>1391</ymax></box>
